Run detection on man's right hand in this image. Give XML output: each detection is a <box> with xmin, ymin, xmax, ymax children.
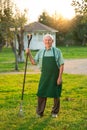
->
<box><xmin>26</xmin><ymin>48</ymin><xmax>30</xmax><ymax>54</ymax></box>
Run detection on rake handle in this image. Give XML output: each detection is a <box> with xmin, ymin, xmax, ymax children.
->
<box><xmin>21</xmin><ymin>34</ymin><xmax>32</xmax><ymax>100</ymax></box>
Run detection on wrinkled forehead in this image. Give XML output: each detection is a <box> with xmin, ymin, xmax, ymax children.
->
<box><xmin>43</xmin><ymin>34</ymin><xmax>54</xmax><ymax>40</ymax></box>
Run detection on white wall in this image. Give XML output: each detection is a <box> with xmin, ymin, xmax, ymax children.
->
<box><xmin>23</xmin><ymin>32</ymin><xmax>56</xmax><ymax>50</ymax></box>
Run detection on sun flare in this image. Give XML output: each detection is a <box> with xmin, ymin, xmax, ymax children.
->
<box><xmin>57</xmin><ymin>6</ymin><xmax>75</xmax><ymax>20</ymax></box>
<box><xmin>14</xmin><ymin>0</ymin><xmax>75</xmax><ymax>21</ymax></box>
<box><xmin>49</xmin><ymin>0</ymin><xmax>75</xmax><ymax>19</ymax></box>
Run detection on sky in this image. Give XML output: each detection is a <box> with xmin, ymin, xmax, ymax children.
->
<box><xmin>14</xmin><ymin>0</ymin><xmax>76</xmax><ymax>22</ymax></box>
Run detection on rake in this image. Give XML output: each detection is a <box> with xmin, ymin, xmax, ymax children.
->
<box><xmin>18</xmin><ymin>34</ymin><xmax>32</xmax><ymax>116</ymax></box>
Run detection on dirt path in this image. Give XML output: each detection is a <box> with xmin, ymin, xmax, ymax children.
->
<box><xmin>64</xmin><ymin>59</ymin><xmax>87</xmax><ymax>75</ymax></box>
<box><xmin>0</xmin><ymin>59</ymin><xmax>87</xmax><ymax>75</ymax></box>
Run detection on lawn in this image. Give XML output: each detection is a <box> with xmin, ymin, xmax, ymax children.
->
<box><xmin>60</xmin><ymin>46</ymin><xmax>87</xmax><ymax>59</ymax></box>
<box><xmin>0</xmin><ymin>73</ymin><xmax>87</xmax><ymax>130</ymax></box>
<box><xmin>0</xmin><ymin>46</ymin><xmax>87</xmax><ymax>72</ymax></box>
<box><xmin>0</xmin><ymin>46</ymin><xmax>87</xmax><ymax>130</ymax></box>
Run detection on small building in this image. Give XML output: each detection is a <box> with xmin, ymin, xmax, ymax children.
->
<box><xmin>24</xmin><ymin>22</ymin><xmax>58</xmax><ymax>50</ymax></box>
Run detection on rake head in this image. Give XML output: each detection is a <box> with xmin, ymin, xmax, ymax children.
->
<box><xmin>18</xmin><ymin>101</ymin><xmax>24</xmax><ymax>117</ymax></box>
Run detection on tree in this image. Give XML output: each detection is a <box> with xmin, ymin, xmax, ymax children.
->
<box><xmin>0</xmin><ymin>0</ymin><xmax>13</xmax><ymax>49</ymax></box>
<box><xmin>0</xmin><ymin>0</ymin><xmax>28</xmax><ymax>71</ymax></box>
<box><xmin>38</xmin><ymin>11</ymin><xmax>74</xmax><ymax>46</ymax></box>
<box><xmin>72</xmin><ymin>15</ymin><xmax>87</xmax><ymax>45</ymax></box>
<box><xmin>12</xmin><ymin>9</ymin><xmax>28</xmax><ymax>62</ymax></box>
<box><xmin>71</xmin><ymin>0</ymin><xmax>87</xmax><ymax>45</ymax></box>
<box><xmin>38</xmin><ymin>11</ymin><xmax>54</xmax><ymax>27</ymax></box>
<box><xmin>71</xmin><ymin>0</ymin><xmax>87</xmax><ymax>24</ymax></box>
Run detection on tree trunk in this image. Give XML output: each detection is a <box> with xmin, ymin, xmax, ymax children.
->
<box><xmin>17</xmin><ymin>29</ymin><xmax>25</xmax><ymax>62</ymax></box>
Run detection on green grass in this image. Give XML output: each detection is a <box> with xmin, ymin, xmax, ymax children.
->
<box><xmin>60</xmin><ymin>46</ymin><xmax>87</xmax><ymax>59</ymax></box>
<box><xmin>0</xmin><ymin>73</ymin><xmax>87</xmax><ymax>130</ymax></box>
<box><xmin>0</xmin><ymin>47</ymin><xmax>28</xmax><ymax>72</ymax></box>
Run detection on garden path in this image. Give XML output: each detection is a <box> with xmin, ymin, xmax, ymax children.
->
<box><xmin>64</xmin><ymin>59</ymin><xmax>87</xmax><ymax>75</ymax></box>
<box><xmin>0</xmin><ymin>59</ymin><xmax>87</xmax><ymax>75</ymax></box>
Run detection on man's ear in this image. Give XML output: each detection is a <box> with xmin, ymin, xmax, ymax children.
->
<box><xmin>52</xmin><ymin>39</ymin><xmax>54</xmax><ymax>43</ymax></box>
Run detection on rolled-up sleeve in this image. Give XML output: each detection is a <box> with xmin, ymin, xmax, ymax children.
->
<box><xmin>59</xmin><ymin>50</ymin><xmax>64</xmax><ymax>66</ymax></box>
<box><xmin>55</xmin><ymin>48</ymin><xmax>64</xmax><ymax>68</ymax></box>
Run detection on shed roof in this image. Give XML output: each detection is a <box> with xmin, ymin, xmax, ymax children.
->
<box><xmin>24</xmin><ymin>22</ymin><xmax>58</xmax><ymax>32</ymax></box>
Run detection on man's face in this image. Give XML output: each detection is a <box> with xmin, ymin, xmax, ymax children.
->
<box><xmin>43</xmin><ymin>36</ymin><xmax>53</xmax><ymax>49</ymax></box>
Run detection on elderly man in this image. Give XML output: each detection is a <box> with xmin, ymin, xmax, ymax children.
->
<box><xmin>26</xmin><ymin>34</ymin><xmax>64</xmax><ymax>118</ymax></box>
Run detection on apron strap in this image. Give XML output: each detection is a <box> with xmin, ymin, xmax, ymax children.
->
<box><xmin>43</xmin><ymin>49</ymin><xmax>46</xmax><ymax>58</ymax></box>
<box><xmin>53</xmin><ymin>47</ymin><xmax>59</xmax><ymax>70</ymax></box>
<box><xmin>53</xmin><ymin>47</ymin><xmax>57</xmax><ymax>63</ymax></box>
<box><xmin>52</xmin><ymin>47</ymin><xmax>55</xmax><ymax>58</ymax></box>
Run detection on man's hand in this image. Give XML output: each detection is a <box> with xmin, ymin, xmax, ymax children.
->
<box><xmin>25</xmin><ymin>48</ymin><xmax>36</xmax><ymax>65</ymax></box>
<box><xmin>57</xmin><ymin>76</ymin><xmax>62</xmax><ymax>85</ymax></box>
<box><xmin>57</xmin><ymin>64</ymin><xmax>64</xmax><ymax>85</ymax></box>
<box><xmin>26</xmin><ymin>48</ymin><xmax>30</xmax><ymax>54</ymax></box>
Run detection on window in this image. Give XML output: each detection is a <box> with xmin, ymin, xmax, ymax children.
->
<box><xmin>38</xmin><ymin>32</ymin><xmax>43</xmax><ymax>41</ymax></box>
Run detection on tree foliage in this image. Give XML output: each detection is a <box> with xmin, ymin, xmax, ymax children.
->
<box><xmin>0</xmin><ymin>0</ymin><xmax>28</xmax><ymax>50</ymax></box>
<box><xmin>71</xmin><ymin>0</ymin><xmax>87</xmax><ymax>45</ymax></box>
<box><xmin>38</xmin><ymin>11</ymin><xmax>75</xmax><ymax>46</ymax></box>
<box><xmin>0</xmin><ymin>0</ymin><xmax>13</xmax><ymax>48</ymax></box>
<box><xmin>38</xmin><ymin>1</ymin><xmax>87</xmax><ymax>46</ymax></box>
<box><xmin>71</xmin><ymin>0</ymin><xmax>87</xmax><ymax>24</ymax></box>
<box><xmin>12</xmin><ymin>9</ymin><xmax>28</xmax><ymax>62</ymax></box>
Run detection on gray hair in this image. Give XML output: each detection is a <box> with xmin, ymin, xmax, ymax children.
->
<box><xmin>43</xmin><ymin>34</ymin><xmax>54</xmax><ymax>40</ymax></box>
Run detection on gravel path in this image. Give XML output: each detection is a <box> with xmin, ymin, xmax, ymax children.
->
<box><xmin>0</xmin><ymin>59</ymin><xmax>87</xmax><ymax>75</ymax></box>
<box><xmin>64</xmin><ymin>59</ymin><xmax>87</xmax><ymax>75</ymax></box>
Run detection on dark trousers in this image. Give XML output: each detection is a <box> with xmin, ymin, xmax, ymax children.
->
<box><xmin>36</xmin><ymin>97</ymin><xmax>60</xmax><ymax>116</ymax></box>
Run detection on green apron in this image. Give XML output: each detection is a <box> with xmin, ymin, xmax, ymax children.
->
<box><xmin>37</xmin><ymin>48</ymin><xmax>62</xmax><ymax>98</ymax></box>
